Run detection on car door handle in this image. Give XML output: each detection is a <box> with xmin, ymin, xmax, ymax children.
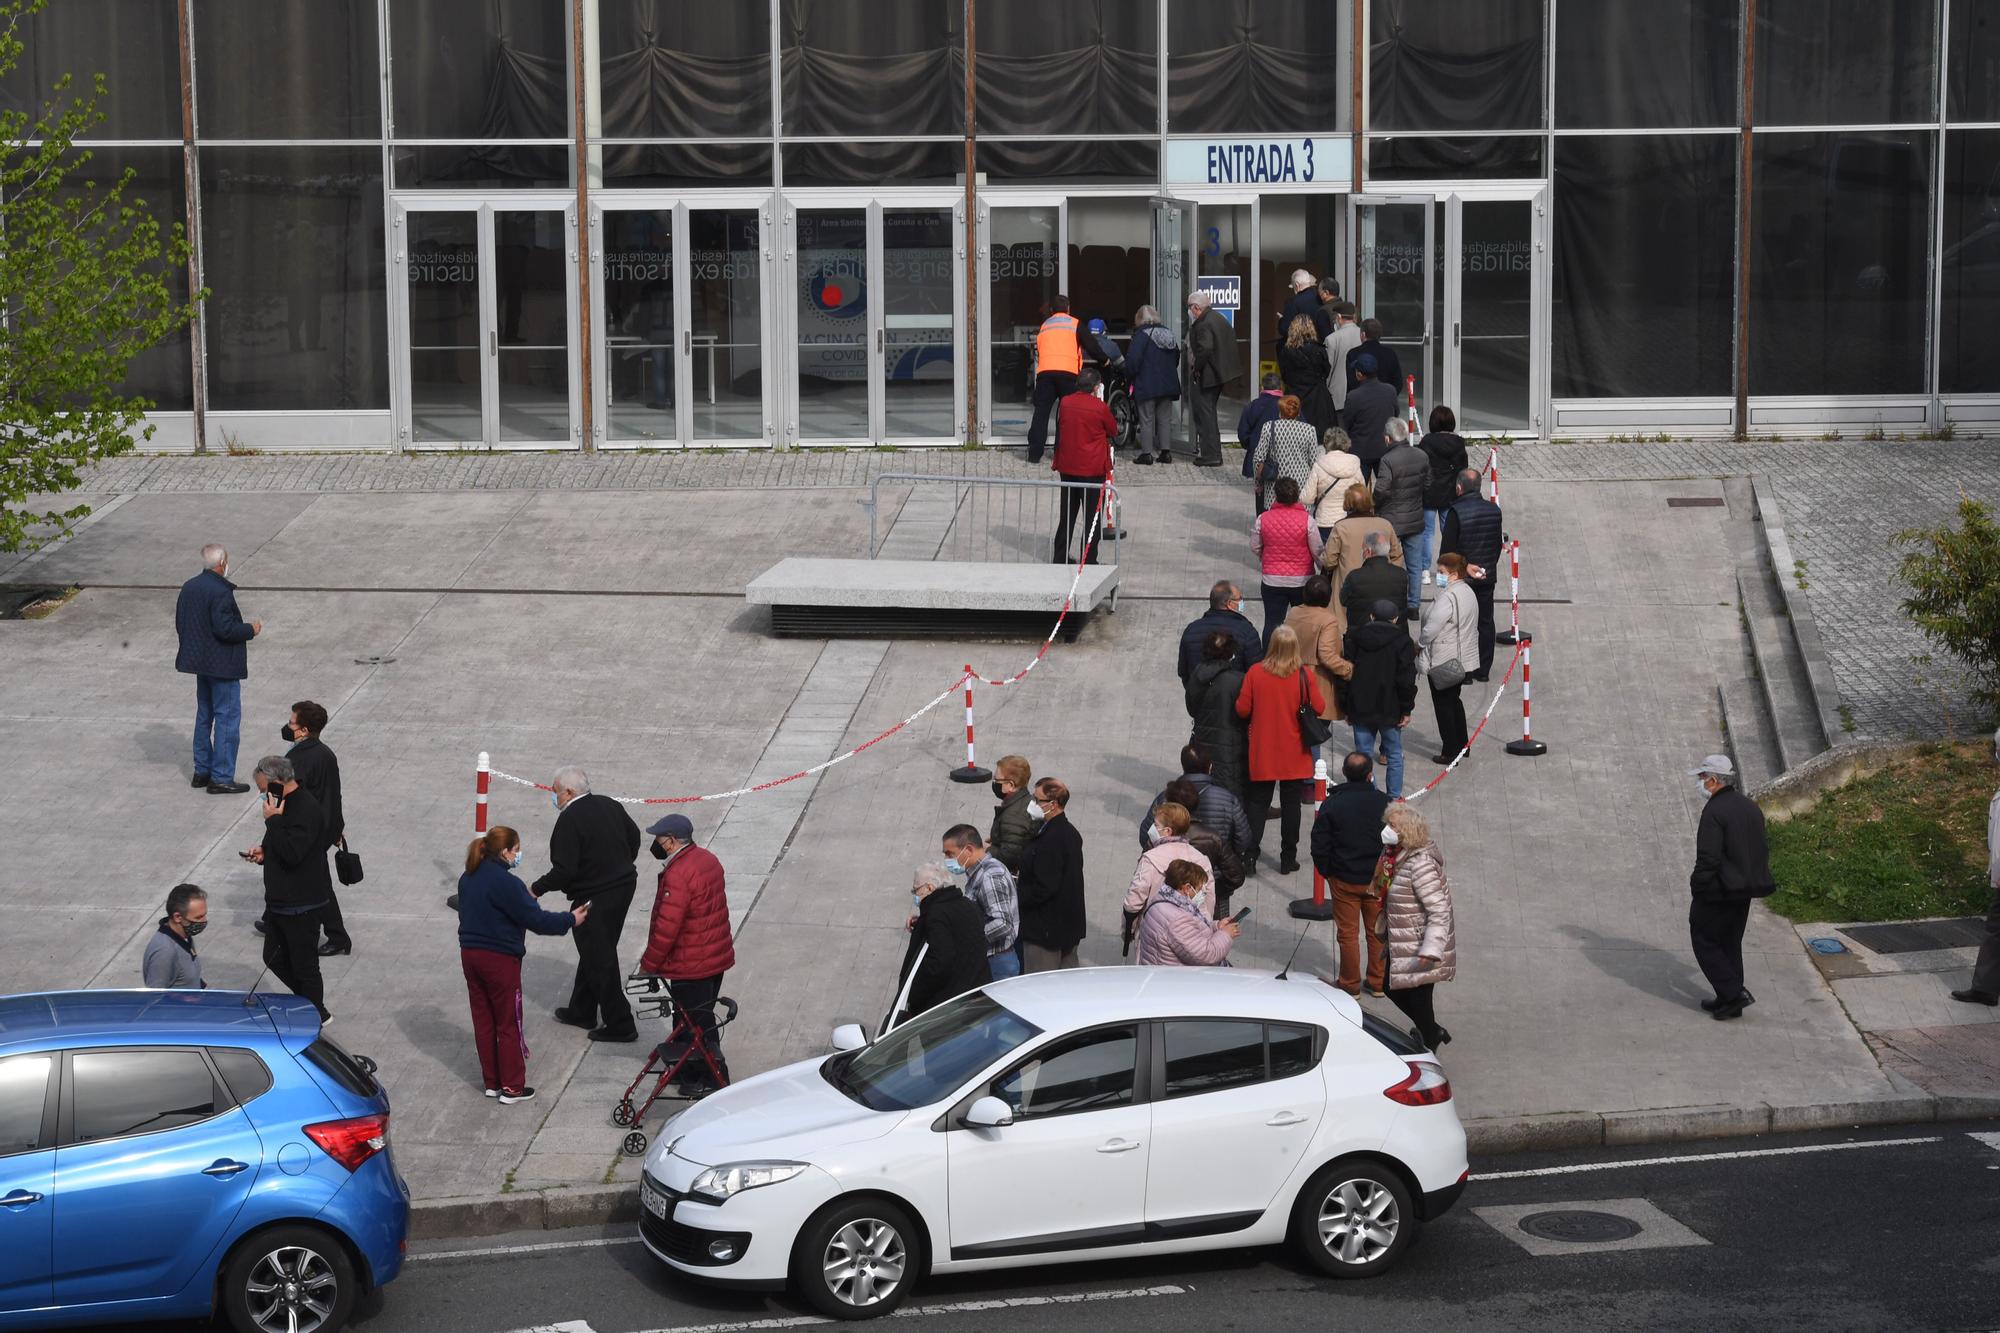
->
<box><xmin>201</xmin><ymin>1159</ymin><xmax>250</xmax><ymax>1178</ymax></box>
<box><xmin>0</xmin><ymin>1190</ymin><xmax>42</xmax><ymax>1207</ymax></box>
<box><xmin>1266</xmin><ymin>1112</ymin><xmax>1310</xmax><ymax>1128</ymax></box>
<box><xmin>1096</xmin><ymin>1138</ymin><xmax>1142</xmax><ymax>1154</ymax></box>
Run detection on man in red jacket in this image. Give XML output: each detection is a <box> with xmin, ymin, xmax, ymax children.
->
<box><xmin>638</xmin><ymin>814</ymin><xmax>735</xmax><ymax>1087</ymax></box>
<box><xmin>1051</xmin><ymin>367</ymin><xmax>1117</xmax><ymax>566</ymax></box>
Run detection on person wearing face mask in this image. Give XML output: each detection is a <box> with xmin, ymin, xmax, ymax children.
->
<box><xmin>1121</xmin><ymin>803</ymin><xmax>1214</xmax><ymax>956</ymax></box>
<box><xmin>941</xmin><ymin>825</ymin><xmax>1020</xmax><ymax>981</ymax></box>
<box><xmin>255</xmin><ymin>700</ymin><xmax>352</xmax><ymax>955</ymax></box>
<box><xmin>898</xmin><ymin>863</ymin><xmax>994</xmax><ymax>1019</ymax></box>
<box><xmin>1687</xmin><ymin>754</ymin><xmax>1775</xmax><ymax>1020</ymax></box>
<box><xmin>174</xmin><ymin>542</ymin><xmax>262</xmax><ymax>794</ymax></box>
<box><xmin>530</xmin><ymin>766</ymin><xmax>642</xmax><ymax>1042</ymax></box>
<box><xmin>1016</xmin><ymin>778</ymin><xmax>1087</xmax><ymax>972</ymax></box>
<box><xmin>1309</xmin><ymin>752</ymin><xmax>1392</xmax><ymax>996</ymax></box>
<box><xmin>142</xmin><ymin>883</ymin><xmax>209</xmax><ymax>988</ymax></box>
<box><xmin>986</xmin><ymin>755</ymin><xmax>1035</xmax><ymax>873</ymax></box>
<box><xmin>1133</xmin><ymin>860</ymin><xmax>1239</xmax><ymax>966</ymax></box>
<box><xmin>1376</xmin><ymin>804</ymin><xmax>1455</xmax><ymax>1050</ymax></box>
<box><xmin>638</xmin><ymin>813</ymin><xmax>736</xmax><ymax>1088</ymax></box>
<box><xmin>457</xmin><ymin>826</ymin><xmax>589</xmax><ymax>1104</ymax></box>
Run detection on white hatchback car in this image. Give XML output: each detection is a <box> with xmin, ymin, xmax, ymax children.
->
<box><xmin>637</xmin><ymin>968</ymin><xmax>1466</xmax><ymax>1319</ymax></box>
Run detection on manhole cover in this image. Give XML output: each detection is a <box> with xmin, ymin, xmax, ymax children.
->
<box><xmin>1517</xmin><ymin>1210</ymin><xmax>1644</xmax><ymax>1243</ymax></box>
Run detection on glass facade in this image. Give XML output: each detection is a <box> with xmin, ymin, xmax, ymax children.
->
<box><xmin>21</xmin><ymin>0</ymin><xmax>1991</xmax><ymax>448</ymax></box>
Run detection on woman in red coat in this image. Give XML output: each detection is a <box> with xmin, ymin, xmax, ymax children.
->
<box><xmin>1234</xmin><ymin>624</ymin><xmax>1324</xmax><ymax>874</ymax></box>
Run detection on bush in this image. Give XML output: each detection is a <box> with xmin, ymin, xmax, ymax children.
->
<box><xmin>1896</xmin><ymin>497</ymin><xmax>2000</xmax><ymax>721</ymax></box>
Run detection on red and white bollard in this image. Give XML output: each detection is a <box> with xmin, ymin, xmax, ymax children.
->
<box><xmin>475</xmin><ymin>751</ymin><xmax>490</xmax><ymax>832</ymax></box>
<box><xmin>1288</xmin><ymin>757</ymin><xmax>1335</xmax><ymax>921</ymax></box>
<box><xmin>1486</xmin><ymin>449</ymin><xmax>1500</xmax><ymax>505</ymax></box>
<box><xmin>1505</xmin><ymin>638</ymin><xmax>1548</xmax><ymax>757</ymax></box>
<box><xmin>1495</xmin><ymin>540</ymin><xmax>1524</xmax><ymax>646</ymax></box>
<box><xmin>1405</xmin><ymin>376</ymin><xmax>1422</xmax><ymax>442</ymax></box>
<box><xmin>948</xmin><ymin>667</ymin><xmax>992</xmax><ymax>784</ymax></box>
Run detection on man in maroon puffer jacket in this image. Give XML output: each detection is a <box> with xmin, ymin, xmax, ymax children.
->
<box><xmin>638</xmin><ymin>813</ymin><xmax>735</xmax><ymax>1087</ymax></box>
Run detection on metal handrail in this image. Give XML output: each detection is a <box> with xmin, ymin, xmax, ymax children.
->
<box><xmin>864</xmin><ymin>472</ymin><xmax>1120</xmax><ymax>567</ymax></box>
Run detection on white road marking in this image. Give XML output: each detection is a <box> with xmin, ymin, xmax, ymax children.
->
<box><xmin>1969</xmin><ymin>1131</ymin><xmax>2000</xmax><ymax>1154</ymax></box>
<box><xmin>1476</xmin><ymin>1135</ymin><xmax>1943</xmax><ymax>1180</ymax></box>
<box><xmin>624</xmin><ymin>1284</ymin><xmax>1189</xmax><ymax>1333</ymax></box>
<box><xmin>418</xmin><ymin>1236</ymin><xmax>644</xmax><ymax>1263</ymax></box>
<box><xmin>503</xmin><ymin>1323</ymin><xmax>598</xmax><ymax>1333</ymax></box>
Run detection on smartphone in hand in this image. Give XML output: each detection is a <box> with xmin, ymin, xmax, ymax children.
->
<box><xmin>1231</xmin><ymin>906</ymin><xmax>1253</xmax><ymax>923</ymax></box>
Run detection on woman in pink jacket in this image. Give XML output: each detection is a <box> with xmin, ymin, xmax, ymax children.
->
<box><xmin>1254</xmin><ymin>475</ymin><xmax>1324</xmax><ymax>645</ymax></box>
<box><xmin>1134</xmin><ymin>861</ymin><xmax>1241</xmax><ymax>966</ymax></box>
<box><xmin>1121</xmin><ymin>803</ymin><xmax>1214</xmax><ymax>955</ymax></box>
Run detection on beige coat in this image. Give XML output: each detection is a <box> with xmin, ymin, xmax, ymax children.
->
<box><xmin>1321</xmin><ymin>516</ymin><xmax>1405</xmax><ymax>642</ymax></box>
<box><xmin>1283</xmin><ymin>603</ymin><xmax>1353</xmax><ymax>723</ymax></box>
<box><xmin>1302</xmin><ymin>450</ymin><xmax>1367</xmax><ymax>528</ymax></box>
<box><xmin>1380</xmin><ymin>842</ymin><xmax>1455</xmax><ymax>987</ymax></box>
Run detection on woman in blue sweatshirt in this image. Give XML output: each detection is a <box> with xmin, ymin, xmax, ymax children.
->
<box><xmin>459</xmin><ymin>826</ymin><xmax>587</xmax><ymax>1103</ymax></box>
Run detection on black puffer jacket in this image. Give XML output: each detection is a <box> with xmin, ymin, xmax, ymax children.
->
<box><xmin>1420</xmin><ymin>431</ymin><xmax>1469</xmax><ymax>510</ymax></box>
<box><xmin>1341</xmin><ymin>620</ymin><xmax>1419</xmax><ymax>728</ymax></box>
<box><xmin>1184</xmin><ymin>660</ymin><xmax>1250</xmax><ymax>799</ymax></box>
<box><xmin>900</xmin><ymin>884</ymin><xmax>993</xmax><ymax>1015</ymax></box>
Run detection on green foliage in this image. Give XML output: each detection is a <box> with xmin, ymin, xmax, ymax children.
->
<box><xmin>0</xmin><ymin>0</ymin><xmax>199</xmax><ymax>553</ymax></box>
<box><xmin>1765</xmin><ymin>742</ymin><xmax>1992</xmax><ymax>923</ymax></box>
<box><xmin>1896</xmin><ymin>497</ymin><xmax>2000</xmax><ymax>720</ymax></box>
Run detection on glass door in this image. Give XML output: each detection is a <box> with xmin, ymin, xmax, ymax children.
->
<box><xmin>1149</xmin><ymin>195</ymin><xmax>1191</xmax><ymax>329</ymax></box>
<box><xmin>979</xmin><ymin>198</ymin><xmax>1062</xmax><ymax>442</ymax></box>
<box><xmin>1348</xmin><ymin>195</ymin><xmax>1434</xmax><ymax>418</ymax></box>
<box><xmin>881</xmin><ymin>206</ymin><xmax>959</xmax><ymax>441</ymax></box>
<box><xmin>1443</xmin><ymin>190</ymin><xmax>1548</xmax><ymax>437</ymax></box>
<box><xmin>397</xmin><ymin>202</ymin><xmax>576</xmax><ymax>449</ymax></box>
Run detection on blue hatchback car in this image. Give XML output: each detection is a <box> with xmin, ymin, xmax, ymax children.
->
<box><xmin>0</xmin><ymin>989</ymin><xmax>409</xmax><ymax>1332</ymax></box>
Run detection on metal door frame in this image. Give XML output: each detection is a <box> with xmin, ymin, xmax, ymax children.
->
<box><xmin>590</xmin><ymin>192</ymin><xmax>775</xmax><ymax>450</ymax></box>
<box><xmin>1346</xmin><ymin>193</ymin><xmax>1434</xmax><ymax>419</ymax></box>
<box><xmin>1439</xmin><ymin>184</ymin><xmax>1551</xmax><ymax>439</ymax></box>
<box><xmin>391</xmin><ymin>196</ymin><xmax>579</xmax><ymax>451</ymax></box>
<box><xmin>977</xmin><ymin>193</ymin><xmax>1066</xmax><ymax>442</ymax></box>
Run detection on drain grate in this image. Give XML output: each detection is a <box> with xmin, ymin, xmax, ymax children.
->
<box><xmin>1517</xmin><ymin>1210</ymin><xmax>1644</xmax><ymax>1243</ymax></box>
<box><xmin>1666</xmin><ymin>497</ymin><xmax>1726</xmax><ymax>507</ymax></box>
<box><xmin>1839</xmin><ymin>917</ymin><xmax>1988</xmax><ymax>954</ymax></box>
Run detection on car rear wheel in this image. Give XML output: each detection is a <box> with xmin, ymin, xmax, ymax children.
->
<box><xmin>220</xmin><ymin>1224</ymin><xmax>357</xmax><ymax>1333</ymax></box>
<box><xmin>1291</xmin><ymin>1161</ymin><xmax>1416</xmax><ymax>1279</ymax></box>
<box><xmin>793</xmin><ymin>1198</ymin><xmax>919</xmax><ymax>1320</ymax></box>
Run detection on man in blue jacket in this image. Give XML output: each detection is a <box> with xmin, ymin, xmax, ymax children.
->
<box><xmin>175</xmin><ymin>544</ymin><xmax>261</xmax><ymax>794</ymax></box>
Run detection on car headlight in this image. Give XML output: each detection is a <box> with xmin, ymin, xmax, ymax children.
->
<box><xmin>688</xmin><ymin>1161</ymin><xmax>809</xmax><ymax>1204</ymax></box>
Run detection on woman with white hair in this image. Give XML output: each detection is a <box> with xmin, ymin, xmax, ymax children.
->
<box><xmin>1303</xmin><ymin>426</ymin><xmax>1366</xmax><ymax>541</ymax></box>
<box><xmin>897</xmin><ymin>862</ymin><xmax>993</xmax><ymax>1019</ymax></box>
<box><xmin>1375</xmin><ymin>804</ymin><xmax>1455</xmax><ymax>1049</ymax></box>
<box><xmin>1125</xmin><ymin>303</ymin><xmax>1182</xmax><ymax>464</ymax></box>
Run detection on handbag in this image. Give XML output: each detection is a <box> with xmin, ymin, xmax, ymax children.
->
<box><xmin>334</xmin><ymin>837</ymin><xmax>364</xmax><ymax>886</ymax></box>
<box><xmin>1295</xmin><ymin>669</ymin><xmax>1333</xmax><ymax>752</ymax></box>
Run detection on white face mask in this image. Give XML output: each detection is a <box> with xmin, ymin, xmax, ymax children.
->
<box><xmin>1152</xmin><ymin>825</ymin><xmax>1171</xmax><ymax>844</ymax></box>
<box><xmin>1380</xmin><ymin>825</ymin><xmax>1401</xmax><ymax>847</ymax></box>
<box><xmin>1027</xmin><ymin>801</ymin><xmax>1046</xmax><ymax>822</ymax></box>
<box><xmin>1192</xmin><ymin>889</ymin><xmax>1208</xmax><ymax>909</ymax></box>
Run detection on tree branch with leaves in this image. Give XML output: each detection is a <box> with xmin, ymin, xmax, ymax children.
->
<box><xmin>1897</xmin><ymin>495</ymin><xmax>2000</xmax><ymax>724</ymax></box>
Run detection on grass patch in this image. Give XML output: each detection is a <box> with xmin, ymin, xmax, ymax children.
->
<box><xmin>17</xmin><ymin>587</ymin><xmax>79</xmax><ymax>620</ymax></box>
<box><xmin>1766</xmin><ymin>741</ymin><xmax>1993</xmax><ymax>923</ymax></box>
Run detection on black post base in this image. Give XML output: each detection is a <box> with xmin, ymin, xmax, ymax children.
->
<box><xmin>1288</xmin><ymin>897</ymin><xmax>1336</xmax><ymax>921</ymax></box>
<box><xmin>1495</xmin><ymin>630</ymin><xmax>1520</xmax><ymax>645</ymax></box>
<box><xmin>1505</xmin><ymin>739</ymin><xmax>1548</xmax><ymax>757</ymax></box>
<box><xmin>949</xmin><ymin>766</ymin><xmax>994</xmax><ymax>784</ymax></box>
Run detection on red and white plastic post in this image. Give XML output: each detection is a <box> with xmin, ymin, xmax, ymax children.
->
<box><xmin>1287</xmin><ymin>757</ymin><xmax>1335</xmax><ymax>920</ymax></box>
<box><xmin>1405</xmin><ymin>376</ymin><xmax>1422</xmax><ymax>441</ymax></box>
<box><xmin>475</xmin><ymin>751</ymin><xmax>490</xmax><ymax>831</ymax></box>
<box><xmin>1505</xmin><ymin>638</ymin><xmax>1548</xmax><ymax>757</ymax></box>
<box><xmin>1486</xmin><ymin>449</ymin><xmax>1500</xmax><ymax>505</ymax></box>
<box><xmin>948</xmin><ymin>666</ymin><xmax>992</xmax><ymax>784</ymax></box>
<box><xmin>1495</xmin><ymin>540</ymin><xmax>1524</xmax><ymax>646</ymax></box>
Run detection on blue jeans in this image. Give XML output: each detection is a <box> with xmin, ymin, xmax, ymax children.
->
<box><xmin>194</xmin><ymin>675</ymin><xmax>242</xmax><ymax>783</ymax></box>
<box><xmin>1351</xmin><ymin>720</ymin><xmax>1405</xmax><ymax>800</ymax></box>
<box><xmin>1405</xmin><ymin>519</ymin><xmax>1433</xmax><ymax>611</ymax></box>
<box><xmin>988</xmin><ymin>949</ymin><xmax>1022</xmax><ymax>981</ymax></box>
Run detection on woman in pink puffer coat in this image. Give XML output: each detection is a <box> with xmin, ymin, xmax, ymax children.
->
<box><xmin>1376</xmin><ymin>803</ymin><xmax>1456</xmax><ymax>1050</ymax></box>
<box><xmin>1134</xmin><ymin>861</ymin><xmax>1240</xmax><ymax>966</ymax></box>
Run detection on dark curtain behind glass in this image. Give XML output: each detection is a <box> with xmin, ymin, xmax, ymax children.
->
<box><xmin>1551</xmin><ymin>135</ymin><xmax>1736</xmax><ymax>400</ymax></box>
<box><xmin>781</xmin><ymin>0</ymin><xmax>962</xmax><ymax>136</ymax></box>
<box><xmin>978</xmin><ymin>0</ymin><xmax>1156</xmax><ymax>136</ymax></box>
<box><xmin>390</xmin><ymin>0</ymin><xmax>568</xmax><ymax>138</ymax></box>
<box><xmin>1166</xmin><ymin>0</ymin><xmax>1347</xmax><ymax>134</ymax></box>
<box><xmin>200</xmin><ymin>147</ymin><xmax>388</xmax><ymax>411</ymax></box>
<box><xmin>0</xmin><ymin>0</ymin><xmax>179</xmax><ymax>138</ymax></box>
<box><xmin>1554</xmin><ymin>0</ymin><xmax>1737</xmax><ymax>129</ymax></box>
<box><xmin>599</xmin><ymin>0</ymin><xmax>772</xmax><ymax>138</ymax></box>
<box><xmin>1749</xmin><ymin>131</ymin><xmax>1932</xmax><ymax>396</ymax></box>
<box><xmin>1948</xmin><ymin>0</ymin><xmax>2000</xmax><ymax>121</ymax></box>
<box><xmin>1939</xmin><ymin>129</ymin><xmax>2000</xmax><ymax>393</ymax></box>
<box><xmin>1754</xmin><ymin>1</ymin><xmax>1937</xmax><ymax>125</ymax></box>
<box><xmin>1367</xmin><ymin>136</ymin><xmax>1543</xmax><ymax>180</ymax></box>
<box><xmin>1369</xmin><ymin>0</ymin><xmax>1543</xmax><ymax>131</ymax></box>
<box><xmin>195</xmin><ymin>1</ymin><xmax>380</xmax><ymax>138</ymax></box>
<box><xmin>602</xmin><ymin>141</ymin><xmax>772</xmax><ymax>187</ymax></box>
<box><xmin>978</xmin><ymin>139</ymin><xmax>1156</xmax><ymax>183</ymax></box>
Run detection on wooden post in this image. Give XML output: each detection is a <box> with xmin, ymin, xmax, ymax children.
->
<box><xmin>174</xmin><ymin>0</ymin><xmax>207</xmax><ymax>454</ymax></box>
<box><xmin>1350</xmin><ymin>0</ymin><xmax>1365</xmax><ymax>191</ymax></box>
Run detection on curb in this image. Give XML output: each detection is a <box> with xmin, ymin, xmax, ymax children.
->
<box><xmin>1748</xmin><ymin>474</ymin><xmax>1850</xmax><ymax>748</ymax></box>
<box><xmin>410</xmin><ymin>1092</ymin><xmax>2000</xmax><ymax>1239</ymax></box>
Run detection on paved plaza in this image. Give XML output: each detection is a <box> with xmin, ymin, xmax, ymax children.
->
<box><xmin>0</xmin><ymin>441</ymin><xmax>1993</xmax><ymax>1211</ymax></box>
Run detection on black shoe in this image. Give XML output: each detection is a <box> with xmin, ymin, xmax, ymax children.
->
<box><xmin>317</xmin><ymin>940</ymin><xmax>351</xmax><ymax>957</ymax></box>
<box><xmin>1949</xmin><ymin>988</ymin><xmax>1999</xmax><ymax>1006</ymax></box>
<box><xmin>1711</xmin><ymin>999</ymin><xmax>1747</xmax><ymax>1020</ymax></box>
<box><xmin>252</xmin><ymin>918</ymin><xmax>268</xmax><ymax>937</ymax></box>
<box><xmin>1431</xmin><ymin>1027</ymin><xmax>1453</xmax><ymax>1048</ymax></box>
<box><xmin>589</xmin><ymin>1025</ymin><xmax>640</xmax><ymax>1043</ymax></box>
<box><xmin>1430</xmin><ymin>753</ymin><xmax>1454</xmax><ymax>765</ymax></box>
<box><xmin>1192</xmin><ymin>458</ymin><xmax>1224</xmax><ymax>468</ymax></box>
<box><xmin>1279</xmin><ymin>857</ymin><xmax>1300</xmax><ymax>875</ymax></box>
<box><xmin>191</xmin><ymin>773</ymin><xmax>210</xmax><ymax>789</ymax></box>
<box><xmin>445</xmin><ymin>893</ymin><xmax>460</xmax><ymax>911</ymax></box>
<box><xmin>1700</xmin><ymin>989</ymin><xmax>1755</xmax><ymax>1013</ymax></box>
<box><xmin>1156</xmin><ymin>454</ymin><xmax>1174</xmax><ymax>464</ymax></box>
<box><xmin>206</xmin><ymin>781</ymin><xmax>250</xmax><ymax>795</ymax></box>
<box><xmin>552</xmin><ymin>1007</ymin><xmax>594</xmax><ymax>1030</ymax></box>
<box><xmin>498</xmin><ymin>1086</ymin><xmax>537</xmax><ymax>1104</ymax></box>
<box><xmin>1134</xmin><ymin>453</ymin><xmax>1155</xmax><ymax>465</ymax></box>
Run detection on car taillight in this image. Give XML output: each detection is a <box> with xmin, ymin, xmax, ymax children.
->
<box><xmin>1383</xmin><ymin>1061</ymin><xmax>1452</xmax><ymax>1106</ymax></box>
<box><xmin>305</xmin><ymin>1113</ymin><xmax>388</xmax><ymax>1171</ymax></box>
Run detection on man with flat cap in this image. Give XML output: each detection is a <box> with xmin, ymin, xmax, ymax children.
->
<box><xmin>1688</xmin><ymin>753</ymin><xmax>1775</xmax><ymax>1021</ymax></box>
<box><xmin>637</xmin><ymin>813</ymin><xmax>735</xmax><ymax>1090</ymax></box>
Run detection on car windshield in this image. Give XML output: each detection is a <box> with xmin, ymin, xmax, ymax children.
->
<box><xmin>824</xmin><ymin>992</ymin><xmax>1041</xmax><ymax>1112</ymax></box>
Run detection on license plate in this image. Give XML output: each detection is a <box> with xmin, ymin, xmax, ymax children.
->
<box><xmin>640</xmin><ymin>1178</ymin><xmax>668</xmax><ymax>1219</ymax></box>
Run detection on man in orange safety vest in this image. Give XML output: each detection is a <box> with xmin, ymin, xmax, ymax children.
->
<box><xmin>1026</xmin><ymin>294</ymin><xmax>1082</xmax><ymax>464</ymax></box>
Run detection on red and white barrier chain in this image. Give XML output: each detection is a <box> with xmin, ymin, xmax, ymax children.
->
<box><xmin>1402</xmin><ymin>640</ymin><xmax>1528</xmax><ymax>804</ymax></box>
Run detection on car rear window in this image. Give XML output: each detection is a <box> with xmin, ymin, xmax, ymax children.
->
<box><xmin>1360</xmin><ymin>1010</ymin><xmax>1424</xmax><ymax>1057</ymax></box>
<box><xmin>208</xmin><ymin>1047</ymin><xmax>274</xmax><ymax>1106</ymax></box>
<box><xmin>301</xmin><ymin>1037</ymin><xmax>377</xmax><ymax>1099</ymax></box>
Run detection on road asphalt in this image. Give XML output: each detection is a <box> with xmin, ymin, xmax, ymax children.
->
<box><xmin>96</xmin><ymin>1119</ymin><xmax>2000</xmax><ymax>1333</ymax></box>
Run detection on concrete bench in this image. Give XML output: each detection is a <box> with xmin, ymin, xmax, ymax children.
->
<box><xmin>746</xmin><ymin>558</ymin><xmax>1119</xmax><ymax>639</ymax></box>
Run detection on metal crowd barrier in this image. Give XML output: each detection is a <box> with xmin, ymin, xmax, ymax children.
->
<box><xmin>863</xmin><ymin>473</ymin><xmax>1121</xmax><ymax>568</ymax></box>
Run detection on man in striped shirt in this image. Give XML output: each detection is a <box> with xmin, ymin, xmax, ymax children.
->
<box><xmin>942</xmin><ymin>825</ymin><xmax>1021</xmax><ymax>981</ymax></box>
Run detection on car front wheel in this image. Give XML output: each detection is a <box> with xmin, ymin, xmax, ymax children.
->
<box><xmin>220</xmin><ymin>1224</ymin><xmax>358</xmax><ymax>1333</ymax></box>
<box><xmin>1291</xmin><ymin>1160</ymin><xmax>1417</xmax><ymax>1279</ymax></box>
<box><xmin>793</xmin><ymin>1198</ymin><xmax>920</xmax><ymax>1320</ymax></box>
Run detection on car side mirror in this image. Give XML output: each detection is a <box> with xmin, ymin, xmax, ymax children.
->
<box><xmin>962</xmin><ymin>1096</ymin><xmax>1014</xmax><ymax>1129</ymax></box>
<box><xmin>830</xmin><ymin>1023</ymin><xmax>868</xmax><ymax>1053</ymax></box>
